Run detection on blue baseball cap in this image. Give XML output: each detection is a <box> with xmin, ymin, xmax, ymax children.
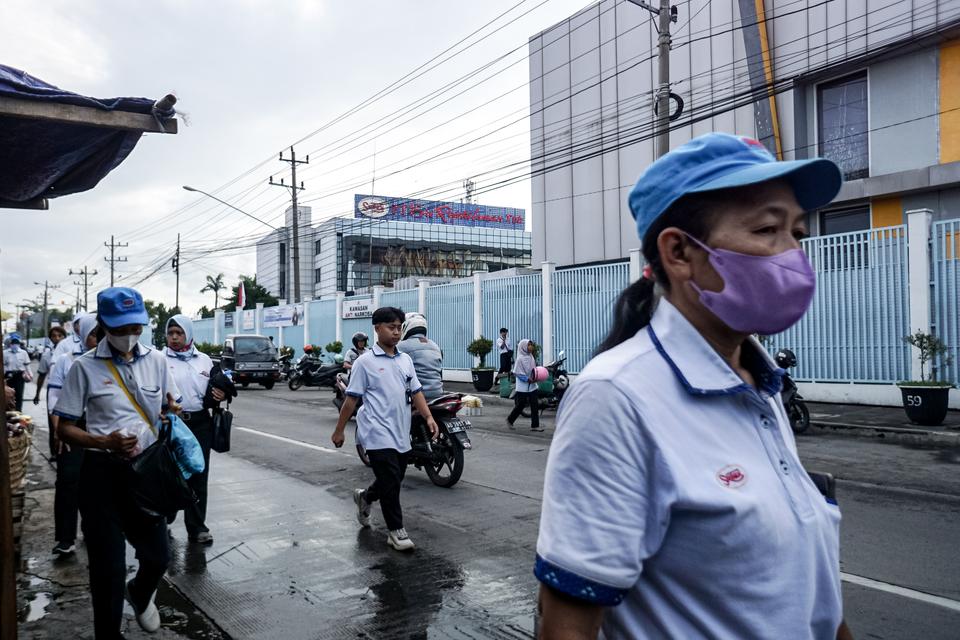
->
<box><xmin>628</xmin><ymin>133</ymin><xmax>843</xmax><ymax>241</ymax></box>
<box><xmin>97</xmin><ymin>287</ymin><xmax>148</xmax><ymax>328</ymax></box>
<box><xmin>9</xmin><ymin>333</ymin><xmax>21</xmax><ymax>343</ymax></box>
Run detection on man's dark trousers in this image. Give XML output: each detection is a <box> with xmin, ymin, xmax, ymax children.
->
<box><xmin>54</xmin><ymin>446</ymin><xmax>84</xmax><ymax>545</ymax></box>
<box><xmin>363</xmin><ymin>449</ymin><xmax>409</xmax><ymax>531</ymax></box>
<box><xmin>7</xmin><ymin>371</ymin><xmax>25</xmax><ymax>411</ymax></box>
<box><xmin>183</xmin><ymin>412</ymin><xmax>213</xmax><ymax>537</ymax></box>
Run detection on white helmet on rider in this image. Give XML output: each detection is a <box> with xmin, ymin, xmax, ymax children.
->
<box><xmin>401</xmin><ymin>312</ymin><xmax>428</xmax><ymax>340</ymax></box>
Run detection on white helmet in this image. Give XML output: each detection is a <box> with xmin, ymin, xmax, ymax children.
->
<box><xmin>401</xmin><ymin>312</ymin><xmax>428</xmax><ymax>340</ymax></box>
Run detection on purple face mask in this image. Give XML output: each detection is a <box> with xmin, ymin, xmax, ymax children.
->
<box><xmin>685</xmin><ymin>234</ymin><xmax>815</xmax><ymax>334</ymax></box>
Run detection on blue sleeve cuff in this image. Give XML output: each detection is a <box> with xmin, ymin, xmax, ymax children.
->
<box><xmin>346</xmin><ymin>391</ymin><xmax>363</xmax><ymax>398</ymax></box>
<box><xmin>52</xmin><ymin>410</ymin><xmax>82</xmax><ymax>421</ymax></box>
<box><xmin>409</xmin><ymin>386</ymin><xmax>423</xmax><ymax>396</ymax></box>
<box><xmin>517</xmin><ymin>375</ymin><xmax>529</xmax><ymax>383</ymax></box>
<box><xmin>534</xmin><ymin>554</ymin><xmax>627</xmax><ymax>606</ymax></box>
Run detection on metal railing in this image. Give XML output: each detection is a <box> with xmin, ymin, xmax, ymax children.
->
<box><xmin>553</xmin><ymin>263</ymin><xmax>630</xmax><ymax>373</ymax></box>
<box><xmin>932</xmin><ymin>219</ymin><xmax>960</xmax><ymax>385</ymax></box>
<box><xmin>481</xmin><ymin>274</ymin><xmax>543</xmax><ymax>366</ymax></box>
<box><xmin>427</xmin><ymin>282</ymin><xmax>474</xmax><ymax>369</ymax></box>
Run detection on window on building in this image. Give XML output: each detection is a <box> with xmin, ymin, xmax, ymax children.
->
<box><xmin>314</xmin><ymin>268</ymin><xmax>322</xmax><ymax>284</ymax></box>
<box><xmin>818</xmin><ymin>72</ymin><xmax>869</xmax><ymax>180</ymax></box>
<box><xmin>820</xmin><ymin>206</ymin><xmax>870</xmax><ymax>235</ymax></box>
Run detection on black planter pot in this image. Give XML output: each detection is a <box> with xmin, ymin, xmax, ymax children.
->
<box><xmin>899</xmin><ymin>385</ymin><xmax>951</xmax><ymax>426</ymax></box>
<box><xmin>472</xmin><ymin>369</ymin><xmax>495</xmax><ymax>392</ymax></box>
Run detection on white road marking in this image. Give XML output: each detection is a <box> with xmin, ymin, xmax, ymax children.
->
<box><xmin>841</xmin><ymin>572</ymin><xmax>960</xmax><ymax>613</ymax></box>
<box><xmin>235</xmin><ymin>426</ymin><xmax>351</xmax><ymax>458</ymax></box>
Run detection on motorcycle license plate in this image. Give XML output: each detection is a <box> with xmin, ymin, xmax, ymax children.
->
<box><xmin>446</xmin><ymin>419</ymin><xmax>469</xmax><ymax>433</ymax></box>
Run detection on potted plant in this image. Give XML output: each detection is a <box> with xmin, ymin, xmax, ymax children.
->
<box><xmin>898</xmin><ymin>331</ymin><xmax>954</xmax><ymax>426</ymax></box>
<box><xmin>467</xmin><ymin>336</ymin><xmax>495</xmax><ymax>392</ymax></box>
<box><xmin>325</xmin><ymin>341</ymin><xmax>343</xmax><ymax>355</ymax></box>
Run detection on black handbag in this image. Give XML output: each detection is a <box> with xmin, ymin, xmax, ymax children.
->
<box><xmin>212</xmin><ymin>404</ymin><xmax>232</xmax><ymax>453</ymax></box>
<box><xmin>129</xmin><ymin>418</ymin><xmax>196</xmax><ymax>519</ymax></box>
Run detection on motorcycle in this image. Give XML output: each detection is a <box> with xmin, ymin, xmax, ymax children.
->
<box><xmin>775</xmin><ymin>348</ymin><xmax>810</xmax><ymax>434</ymax></box>
<box><xmin>288</xmin><ymin>353</ymin><xmax>343</xmax><ymax>391</ymax></box>
<box><xmin>332</xmin><ymin>371</ymin><xmax>361</xmax><ymax>418</ymax></box>
<box><xmin>278</xmin><ymin>352</ymin><xmax>294</xmax><ymax>380</ymax></box>
<box><xmin>521</xmin><ymin>350</ymin><xmax>571</xmax><ymax>418</ymax></box>
<box><xmin>353</xmin><ymin>393</ymin><xmax>472</xmax><ymax>488</ymax></box>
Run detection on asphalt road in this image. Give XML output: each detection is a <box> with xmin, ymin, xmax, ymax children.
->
<box><xmin>176</xmin><ymin>384</ymin><xmax>960</xmax><ymax>639</ymax></box>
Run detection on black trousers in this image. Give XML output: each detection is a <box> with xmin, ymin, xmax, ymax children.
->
<box><xmin>364</xmin><ymin>449</ymin><xmax>409</xmax><ymax>531</ymax></box>
<box><xmin>7</xmin><ymin>371</ymin><xmax>25</xmax><ymax>411</ymax></box>
<box><xmin>498</xmin><ymin>352</ymin><xmax>513</xmax><ymax>374</ymax></box>
<box><xmin>79</xmin><ymin>452</ymin><xmax>170</xmax><ymax>640</ymax></box>
<box><xmin>508</xmin><ymin>391</ymin><xmax>540</xmax><ymax>430</ymax></box>
<box><xmin>183</xmin><ymin>412</ymin><xmax>213</xmax><ymax>537</ymax></box>
<box><xmin>54</xmin><ymin>446</ymin><xmax>84</xmax><ymax>544</ymax></box>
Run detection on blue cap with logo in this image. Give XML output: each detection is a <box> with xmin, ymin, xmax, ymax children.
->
<box><xmin>8</xmin><ymin>333</ymin><xmax>21</xmax><ymax>343</ymax></box>
<box><xmin>628</xmin><ymin>132</ymin><xmax>843</xmax><ymax>241</ymax></box>
<box><xmin>97</xmin><ymin>287</ymin><xmax>148</xmax><ymax>328</ymax></box>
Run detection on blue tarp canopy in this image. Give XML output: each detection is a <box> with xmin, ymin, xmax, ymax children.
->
<box><xmin>0</xmin><ymin>64</ymin><xmax>176</xmax><ymax>209</ymax></box>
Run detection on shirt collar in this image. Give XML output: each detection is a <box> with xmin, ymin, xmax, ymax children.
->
<box><xmin>165</xmin><ymin>345</ymin><xmax>197</xmax><ymax>360</ymax></box>
<box><xmin>371</xmin><ymin>342</ymin><xmax>399</xmax><ymax>359</ymax></box>
<box><xmin>95</xmin><ymin>338</ymin><xmax>152</xmax><ymax>363</ymax></box>
<box><xmin>647</xmin><ymin>298</ymin><xmax>783</xmax><ymax>397</ymax></box>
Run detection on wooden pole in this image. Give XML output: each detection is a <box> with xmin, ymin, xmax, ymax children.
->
<box><xmin>0</xmin><ymin>354</ymin><xmax>16</xmax><ymax>640</ymax></box>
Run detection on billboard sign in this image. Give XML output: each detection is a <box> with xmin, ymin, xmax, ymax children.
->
<box><xmin>242</xmin><ymin>309</ymin><xmax>255</xmax><ymax>331</ymax></box>
<box><xmin>263</xmin><ymin>304</ymin><xmax>304</xmax><ymax>328</ymax></box>
<box><xmin>224</xmin><ymin>312</ymin><xmax>234</xmax><ymax>328</ymax></box>
<box><xmin>342</xmin><ymin>298</ymin><xmax>373</xmax><ymax>319</ymax></box>
<box><xmin>355</xmin><ymin>194</ymin><xmax>524</xmax><ymax>230</ymax></box>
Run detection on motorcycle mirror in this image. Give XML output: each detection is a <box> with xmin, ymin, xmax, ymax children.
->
<box><xmin>558</xmin><ymin>350</ymin><xmax>565</xmax><ymax>359</ymax></box>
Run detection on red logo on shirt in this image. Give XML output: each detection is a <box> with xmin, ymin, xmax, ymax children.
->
<box><xmin>717</xmin><ymin>465</ymin><xmax>747</xmax><ymax>488</ymax></box>
<box><xmin>103</xmin><ymin>378</ymin><xmax>114</xmax><ymax>386</ymax></box>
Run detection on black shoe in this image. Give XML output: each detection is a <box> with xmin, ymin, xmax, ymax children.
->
<box><xmin>188</xmin><ymin>531</ymin><xmax>214</xmax><ymax>544</ymax></box>
<box><xmin>51</xmin><ymin>542</ymin><xmax>76</xmax><ymax>557</ymax></box>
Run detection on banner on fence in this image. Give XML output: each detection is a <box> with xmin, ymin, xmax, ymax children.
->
<box><xmin>224</xmin><ymin>312</ymin><xmax>234</xmax><ymax>328</ymax></box>
<box><xmin>242</xmin><ymin>310</ymin><xmax>255</xmax><ymax>330</ymax></box>
<box><xmin>264</xmin><ymin>304</ymin><xmax>303</xmax><ymax>328</ymax></box>
<box><xmin>343</xmin><ymin>299</ymin><xmax>373</xmax><ymax>319</ymax></box>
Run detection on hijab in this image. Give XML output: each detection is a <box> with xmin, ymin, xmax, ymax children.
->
<box><xmin>165</xmin><ymin>314</ymin><xmax>196</xmax><ymax>359</ymax></box>
<box><xmin>512</xmin><ymin>339</ymin><xmax>536</xmax><ymax>379</ymax></box>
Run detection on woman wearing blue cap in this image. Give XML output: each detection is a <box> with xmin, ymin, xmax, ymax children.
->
<box><xmin>535</xmin><ymin>134</ymin><xmax>853</xmax><ymax>639</ymax></box>
<box><xmin>3</xmin><ymin>332</ymin><xmax>31</xmax><ymax>411</ymax></box>
<box><xmin>53</xmin><ymin>287</ymin><xmax>182</xmax><ymax>639</ymax></box>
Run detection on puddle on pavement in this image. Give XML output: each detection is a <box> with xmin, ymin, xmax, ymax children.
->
<box><xmin>155</xmin><ymin>579</ymin><xmax>228</xmax><ymax>639</ymax></box>
<box><xmin>19</xmin><ymin>591</ymin><xmax>51</xmax><ymax>622</ymax></box>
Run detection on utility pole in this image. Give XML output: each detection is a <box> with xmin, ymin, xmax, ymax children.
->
<box><xmin>104</xmin><ymin>235</ymin><xmax>129</xmax><ymax>286</ymax></box>
<box><xmin>33</xmin><ymin>280</ymin><xmax>58</xmax><ymax>339</ymax></box>
<box><xmin>628</xmin><ymin>0</ymin><xmax>677</xmax><ymax>158</ymax></box>
<box><xmin>68</xmin><ymin>266</ymin><xmax>97</xmax><ymax>311</ymax></box>
<box><xmin>172</xmin><ymin>234</ymin><xmax>181</xmax><ymax>310</ymax></box>
<box><xmin>269</xmin><ymin>147</ymin><xmax>308</xmax><ymax>303</ymax></box>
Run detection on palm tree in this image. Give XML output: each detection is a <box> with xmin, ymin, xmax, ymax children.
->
<box><xmin>200</xmin><ymin>273</ymin><xmax>226</xmax><ymax>310</ymax></box>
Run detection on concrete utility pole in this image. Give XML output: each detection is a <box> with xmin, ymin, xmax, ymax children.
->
<box><xmin>104</xmin><ymin>235</ymin><xmax>128</xmax><ymax>286</ymax></box>
<box><xmin>33</xmin><ymin>280</ymin><xmax>57</xmax><ymax>338</ymax></box>
<box><xmin>173</xmin><ymin>233</ymin><xmax>181</xmax><ymax>310</ymax></box>
<box><xmin>269</xmin><ymin>147</ymin><xmax>309</xmax><ymax>303</ymax></box>
<box><xmin>628</xmin><ymin>0</ymin><xmax>677</xmax><ymax>158</ymax></box>
<box><xmin>69</xmin><ymin>266</ymin><xmax>97</xmax><ymax>311</ymax></box>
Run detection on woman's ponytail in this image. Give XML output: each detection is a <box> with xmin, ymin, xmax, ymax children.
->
<box><xmin>596</xmin><ymin>277</ymin><xmax>657</xmax><ymax>354</ymax></box>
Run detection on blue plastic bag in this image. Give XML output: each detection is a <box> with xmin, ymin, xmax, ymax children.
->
<box><xmin>166</xmin><ymin>414</ymin><xmax>205</xmax><ymax>479</ymax></box>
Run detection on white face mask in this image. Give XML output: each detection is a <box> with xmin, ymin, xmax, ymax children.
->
<box><xmin>106</xmin><ymin>333</ymin><xmax>139</xmax><ymax>353</ymax></box>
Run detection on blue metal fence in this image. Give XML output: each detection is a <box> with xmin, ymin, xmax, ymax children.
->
<box><xmin>553</xmin><ymin>263</ymin><xmax>630</xmax><ymax>373</ymax></box>
<box><xmin>932</xmin><ymin>219</ymin><xmax>960</xmax><ymax>385</ymax></box>
<box><xmin>382</xmin><ymin>288</ymin><xmax>419</xmax><ymax>313</ymax></box>
<box><xmin>282</xmin><ymin>323</ymin><xmax>305</xmax><ymax>355</ymax></box>
<box><xmin>193</xmin><ymin>318</ymin><xmax>215</xmax><ymax>345</ymax></box>
<box><xmin>481</xmin><ymin>274</ymin><xmax>542</xmax><ymax>366</ymax></box>
<box><xmin>427</xmin><ymin>282</ymin><xmax>474</xmax><ymax>369</ymax></box>
<box><xmin>772</xmin><ymin>226</ymin><xmax>910</xmax><ymax>382</ymax></box>
<box><xmin>308</xmin><ymin>299</ymin><xmax>337</xmax><ymax>349</ymax></box>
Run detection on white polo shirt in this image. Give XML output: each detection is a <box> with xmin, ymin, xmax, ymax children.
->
<box><xmin>164</xmin><ymin>347</ymin><xmax>214</xmax><ymax>413</ymax></box>
<box><xmin>3</xmin><ymin>347</ymin><xmax>29</xmax><ymax>372</ymax></box>
<box><xmin>346</xmin><ymin>343</ymin><xmax>422</xmax><ymax>453</ymax></box>
<box><xmin>54</xmin><ymin>339</ymin><xmax>181</xmax><ymax>453</ymax></box>
<box><xmin>536</xmin><ymin>298</ymin><xmax>842</xmax><ymax>639</ymax></box>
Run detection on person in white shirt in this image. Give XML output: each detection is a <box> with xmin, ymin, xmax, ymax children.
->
<box><xmin>496</xmin><ymin>328</ymin><xmax>513</xmax><ymax>378</ymax></box>
<box><xmin>535</xmin><ymin>134</ymin><xmax>852</xmax><ymax>640</ymax></box>
<box><xmin>164</xmin><ymin>314</ymin><xmax>225</xmax><ymax>544</ymax></box>
<box><xmin>33</xmin><ymin>325</ymin><xmax>68</xmax><ymax>458</ymax></box>
<box><xmin>55</xmin><ymin>287</ymin><xmax>182</xmax><ymax>638</ymax></box>
<box><xmin>331</xmin><ymin>307</ymin><xmax>438</xmax><ymax>552</ymax></box>
<box><xmin>3</xmin><ymin>333</ymin><xmax>32</xmax><ymax>411</ymax></box>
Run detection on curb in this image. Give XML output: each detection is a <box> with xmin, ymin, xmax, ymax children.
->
<box><xmin>811</xmin><ymin>420</ymin><xmax>960</xmax><ymax>447</ymax></box>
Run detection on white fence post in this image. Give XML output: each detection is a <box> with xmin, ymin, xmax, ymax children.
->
<box><xmin>373</xmin><ymin>285</ymin><xmax>384</xmax><ymax>309</ymax></box>
<box><xmin>541</xmin><ymin>262</ymin><xmax>555</xmax><ymax>364</ymax></box>
<box><xmin>255</xmin><ymin>303</ymin><xmax>264</xmax><ymax>334</ymax></box>
<box><xmin>418</xmin><ymin>280</ymin><xmax>429</xmax><ymax>315</ymax></box>
<box><xmin>907</xmin><ymin>208</ymin><xmax>934</xmax><ymax>381</ymax></box>
<box><xmin>335</xmin><ymin>292</ymin><xmax>344</xmax><ymax>343</ymax></box>
<box><xmin>278</xmin><ymin>325</ymin><xmax>285</xmax><ymax>348</ymax></box>
<box><xmin>472</xmin><ymin>272</ymin><xmax>484</xmax><ymax>367</ymax></box>
<box><xmin>213</xmin><ymin>309</ymin><xmax>223</xmax><ymax>344</ymax></box>
<box><xmin>629</xmin><ymin>248</ymin><xmax>643</xmax><ymax>283</ymax></box>
<box><xmin>302</xmin><ymin>300</ymin><xmax>311</xmax><ymax>348</ymax></box>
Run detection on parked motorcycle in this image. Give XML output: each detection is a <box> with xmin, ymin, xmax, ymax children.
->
<box><xmin>288</xmin><ymin>353</ymin><xmax>343</xmax><ymax>391</ymax></box>
<box><xmin>521</xmin><ymin>350</ymin><xmax>570</xmax><ymax>418</ymax></box>
<box><xmin>353</xmin><ymin>393</ymin><xmax>472</xmax><ymax>488</ymax></box>
<box><xmin>775</xmin><ymin>348</ymin><xmax>810</xmax><ymax>434</ymax></box>
<box><xmin>278</xmin><ymin>352</ymin><xmax>294</xmax><ymax>380</ymax></box>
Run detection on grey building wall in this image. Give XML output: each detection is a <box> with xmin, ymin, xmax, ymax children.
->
<box><xmin>529</xmin><ymin>0</ymin><xmax>960</xmax><ymax>265</ymax></box>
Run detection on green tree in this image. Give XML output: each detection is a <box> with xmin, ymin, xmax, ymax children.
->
<box><xmin>200</xmin><ymin>273</ymin><xmax>226</xmax><ymax>310</ymax></box>
<box><xmin>197</xmin><ymin>305</ymin><xmax>214</xmax><ymax>319</ymax></box>
<box><xmin>223</xmin><ymin>275</ymin><xmax>278</xmax><ymax>310</ymax></box>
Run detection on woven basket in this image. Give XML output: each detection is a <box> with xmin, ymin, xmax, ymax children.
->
<box><xmin>7</xmin><ymin>427</ymin><xmax>32</xmax><ymax>492</ymax></box>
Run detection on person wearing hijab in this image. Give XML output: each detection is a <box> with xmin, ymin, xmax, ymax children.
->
<box><xmin>48</xmin><ymin>313</ymin><xmax>101</xmax><ymax>557</ymax></box>
<box><xmin>165</xmin><ymin>314</ymin><xmax>225</xmax><ymax>544</ymax></box>
<box><xmin>507</xmin><ymin>339</ymin><xmax>542</xmax><ymax>432</ymax></box>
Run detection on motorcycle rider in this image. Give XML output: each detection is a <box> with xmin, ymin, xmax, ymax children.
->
<box><xmin>397</xmin><ymin>313</ymin><xmax>444</xmax><ymax>401</ymax></box>
<box><xmin>343</xmin><ymin>332</ymin><xmax>369</xmax><ymax>372</ymax></box>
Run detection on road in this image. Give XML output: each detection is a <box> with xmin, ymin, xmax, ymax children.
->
<box><xmin>167</xmin><ymin>384</ymin><xmax>960</xmax><ymax>639</ymax></box>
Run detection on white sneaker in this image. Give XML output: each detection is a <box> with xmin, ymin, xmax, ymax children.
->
<box><xmin>387</xmin><ymin>528</ymin><xmax>415</xmax><ymax>552</ymax></box>
<box><xmin>126</xmin><ymin>579</ymin><xmax>161</xmax><ymax>633</ymax></box>
<box><xmin>353</xmin><ymin>489</ymin><xmax>371</xmax><ymax>528</ymax></box>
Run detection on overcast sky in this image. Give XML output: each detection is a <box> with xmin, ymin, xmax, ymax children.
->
<box><xmin>0</xmin><ymin>0</ymin><xmax>595</xmax><ymax>326</ymax></box>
